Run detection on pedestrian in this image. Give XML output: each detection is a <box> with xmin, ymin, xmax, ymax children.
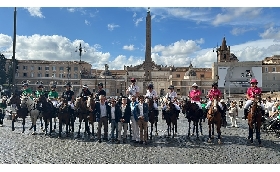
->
<box><xmin>116</xmin><ymin>97</ymin><xmax>131</xmax><ymax>144</ymax></box>
<box><xmin>130</xmin><ymin>95</ymin><xmax>140</xmax><ymax>143</ymax></box>
<box><xmin>95</xmin><ymin>95</ymin><xmax>110</xmax><ymax>143</ymax></box>
<box><xmin>228</xmin><ymin>101</ymin><xmax>238</xmax><ymax>127</ymax></box>
<box><xmin>135</xmin><ymin>95</ymin><xmax>148</xmax><ymax>145</ymax></box>
<box><xmin>108</xmin><ymin>98</ymin><xmax>119</xmax><ymax>142</ymax></box>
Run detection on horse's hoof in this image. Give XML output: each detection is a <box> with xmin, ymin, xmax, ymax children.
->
<box><xmin>31</xmin><ymin>132</ymin><xmax>36</xmax><ymax>135</ymax></box>
<box><xmin>218</xmin><ymin>139</ymin><xmax>222</xmax><ymax>144</ymax></box>
<box><xmin>155</xmin><ymin>132</ymin><xmax>158</xmax><ymax>136</ymax></box>
<box><xmin>12</xmin><ymin>128</ymin><xmax>15</xmax><ymax>131</ymax></box>
<box><xmin>200</xmin><ymin>133</ymin><xmax>203</xmax><ymax>136</ymax></box>
<box><xmin>207</xmin><ymin>138</ymin><xmax>212</xmax><ymax>143</ymax></box>
<box><xmin>191</xmin><ymin>133</ymin><xmax>194</xmax><ymax>136</ymax></box>
<box><xmin>211</xmin><ymin>135</ymin><xmax>214</xmax><ymax>139</ymax></box>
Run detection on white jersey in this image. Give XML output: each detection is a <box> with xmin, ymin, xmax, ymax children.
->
<box><xmin>166</xmin><ymin>91</ymin><xmax>177</xmax><ymax>102</ymax></box>
<box><xmin>127</xmin><ymin>84</ymin><xmax>140</xmax><ymax>100</ymax></box>
<box><xmin>145</xmin><ymin>90</ymin><xmax>158</xmax><ymax>99</ymax></box>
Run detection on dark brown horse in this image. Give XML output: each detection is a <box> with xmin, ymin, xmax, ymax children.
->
<box><xmin>75</xmin><ymin>97</ymin><xmax>91</xmax><ymax>136</ymax></box>
<box><xmin>57</xmin><ymin>99</ymin><xmax>71</xmax><ymax>138</ymax></box>
<box><xmin>147</xmin><ymin>98</ymin><xmax>158</xmax><ymax>140</ymax></box>
<box><xmin>87</xmin><ymin>96</ymin><xmax>96</xmax><ymax>139</ymax></box>
<box><xmin>247</xmin><ymin>95</ymin><xmax>262</xmax><ymax>145</ymax></box>
<box><xmin>38</xmin><ymin>95</ymin><xmax>55</xmax><ymax>136</ymax></box>
<box><xmin>164</xmin><ymin>101</ymin><xmax>178</xmax><ymax>138</ymax></box>
<box><xmin>182</xmin><ymin>100</ymin><xmax>202</xmax><ymax>139</ymax></box>
<box><xmin>9</xmin><ymin>94</ymin><xmax>28</xmax><ymax>133</ymax></box>
<box><xmin>207</xmin><ymin>98</ymin><xmax>222</xmax><ymax>144</ymax></box>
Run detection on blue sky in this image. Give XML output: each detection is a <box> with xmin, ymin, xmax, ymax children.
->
<box><xmin>1</xmin><ymin>1</ymin><xmax>280</xmax><ymax>70</ymax></box>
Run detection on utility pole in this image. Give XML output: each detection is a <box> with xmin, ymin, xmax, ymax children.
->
<box><xmin>11</xmin><ymin>7</ymin><xmax>17</xmax><ymax>94</ymax></box>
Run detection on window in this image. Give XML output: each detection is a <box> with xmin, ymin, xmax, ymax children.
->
<box><xmin>23</xmin><ymin>73</ymin><xmax>27</xmax><ymax>77</ymax></box>
<box><xmin>74</xmin><ymin>67</ymin><xmax>78</xmax><ymax>71</ymax></box>
<box><xmin>16</xmin><ymin>65</ymin><xmax>19</xmax><ymax>70</ymax></box>
<box><xmin>74</xmin><ymin>74</ymin><xmax>78</xmax><ymax>79</ymax></box>
<box><xmin>45</xmin><ymin>66</ymin><xmax>49</xmax><ymax>71</ymax></box>
<box><xmin>265</xmin><ymin>67</ymin><xmax>268</xmax><ymax>72</ymax></box>
<box><xmin>67</xmin><ymin>74</ymin><xmax>71</xmax><ymax>79</ymax></box>
<box><xmin>38</xmin><ymin>73</ymin><xmax>42</xmax><ymax>77</ymax></box>
<box><xmin>272</xmin><ymin>67</ymin><xmax>276</xmax><ymax>72</ymax></box>
<box><xmin>59</xmin><ymin>67</ymin><xmax>64</xmax><ymax>71</ymax></box>
<box><xmin>31</xmin><ymin>73</ymin><xmax>34</xmax><ymax>77</ymax></box>
<box><xmin>59</xmin><ymin>73</ymin><xmax>64</xmax><ymax>78</ymax></box>
<box><xmin>176</xmin><ymin>74</ymin><xmax>180</xmax><ymax>78</ymax></box>
<box><xmin>201</xmin><ymin>89</ymin><xmax>205</xmax><ymax>94</ymax></box>
<box><xmin>15</xmin><ymin>73</ymin><xmax>19</xmax><ymax>77</ymax></box>
<box><xmin>223</xmin><ymin>54</ymin><xmax>226</xmax><ymax>59</ymax></box>
<box><xmin>23</xmin><ymin>66</ymin><xmax>28</xmax><ymax>70</ymax></box>
<box><xmin>38</xmin><ymin>66</ymin><xmax>42</xmax><ymax>70</ymax></box>
<box><xmin>177</xmin><ymin>89</ymin><xmax>180</xmax><ymax>92</ymax></box>
<box><xmin>200</xmin><ymin>74</ymin><xmax>205</xmax><ymax>78</ymax></box>
<box><xmin>45</xmin><ymin>73</ymin><xmax>49</xmax><ymax>77</ymax></box>
<box><xmin>30</xmin><ymin>66</ymin><xmax>34</xmax><ymax>70</ymax></box>
<box><xmin>66</xmin><ymin>67</ymin><xmax>71</xmax><ymax>72</ymax></box>
<box><xmin>52</xmin><ymin>73</ymin><xmax>56</xmax><ymax>78</ymax></box>
<box><xmin>52</xmin><ymin>66</ymin><xmax>56</xmax><ymax>71</ymax></box>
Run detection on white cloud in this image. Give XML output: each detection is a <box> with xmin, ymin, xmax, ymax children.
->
<box><xmin>259</xmin><ymin>26</ymin><xmax>280</xmax><ymax>40</ymax></box>
<box><xmin>67</xmin><ymin>8</ymin><xmax>76</xmax><ymax>12</ymax></box>
<box><xmin>85</xmin><ymin>20</ymin><xmax>91</xmax><ymax>25</ymax></box>
<box><xmin>133</xmin><ymin>12</ymin><xmax>137</xmax><ymax>18</ymax></box>
<box><xmin>212</xmin><ymin>7</ymin><xmax>263</xmax><ymax>26</ymax></box>
<box><xmin>134</xmin><ymin>17</ymin><xmax>143</xmax><ymax>26</ymax></box>
<box><xmin>107</xmin><ymin>24</ymin><xmax>120</xmax><ymax>31</ymax></box>
<box><xmin>230</xmin><ymin>27</ymin><xmax>256</xmax><ymax>36</ymax></box>
<box><xmin>24</xmin><ymin>7</ymin><xmax>45</xmax><ymax>18</ymax></box>
<box><xmin>123</xmin><ymin>45</ymin><xmax>135</xmax><ymax>51</ymax></box>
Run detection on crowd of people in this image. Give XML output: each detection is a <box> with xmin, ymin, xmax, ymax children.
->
<box><xmin>1</xmin><ymin>77</ymin><xmax>280</xmax><ymax>140</ymax></box>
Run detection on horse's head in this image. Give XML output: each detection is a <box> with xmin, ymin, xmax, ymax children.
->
<box><xmin>87</xmin><ymin>96</ymin><xmax>95</xmax><ymax>109</ymax></box>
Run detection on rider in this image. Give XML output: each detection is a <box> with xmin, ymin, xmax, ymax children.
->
<box><xmin>145</xmin><ymin>83</ymin><xmax>159</xmax><ymax>118</ymax></box>
<box><xmin>35</xmin><ymin>81</ymin><xmax>45</xmax><ymax>98</ymax></box>
<box><xmin>188</xmin><ymin>83</ymin><xmax>203</xmax><ymax>118</ymax></box>
<box><xmin>165</xmin><ymin>85</ymin><xmax>177</xmax><ymax>102</ymax></box>
<box><xmin>80</xmin><ymin>84</ymin><xmax>92</xmax><ymax>101</ymax></box>
<box><xmin>60</xmin><ymin>82</ymin><xmax>76</xmax><ymax>132</ymax></box>
<box><xmin>21</xmin><ymin>82</ymin><xmax>33</xmax><ymax>97</ymax></box>
<box><xmin>205</xmin><ymin>82</ymin><xmax>223</xmax><ymax>113</ymax></box>
<box><xmin>126</xmin><ymin>78</ymin><xmax>140</xmax><ymax>101</ymax></box>
<box><xmin>243</xmin><ymin>78</ymin><xmax>265</xmax><ymax>120</ymax></box>
<box><xmin>48</xmin><ymin>84</ymin><xmax>59</xmax><ymax>107</ymax></box>
<box><xmin>95</xmin><ymin>83</ymin><xmax>106</xmax><ymax>101</ymax></box>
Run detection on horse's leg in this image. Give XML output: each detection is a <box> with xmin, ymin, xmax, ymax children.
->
<box><xmin>49</xmin><ymin>117</ymin><xmax>52</xmax><ymax>135</ymax></box>
<box><xmin>248</xmin><ymin>124</ymin><xmax>253</xmax><ymax>143</ymax></box>
<box><xmin>44</xmin><ymin>118</ymin><xmax>48</xmax><ymax>135</ymax></box>
<box><xmin>195</xmin><ymin>121</ymin><xmax>199</xmax><ymax>139</ymax></box>
<box><xmin>12</xmin><ymin>114</ymin><xmax>15</xmax><ymax>131</ymax></box>
<box><xmin>208</xmin><ymin>123</ymin><xmax>212</xmax><ymax>143</ymax></box>
<box><xmin>172</xmin><ymin>123</ymin><xmax>175</xmax><ymax>138</ymax></box>
<box><xmin>155</xmin><ymin>122</ymin><xmax>158</xmax><ymax>136</ymax></box>
<box><xmin>187</xmin><ymin>121</ymin><xmax>191</xmax><ymax>138</ymax></box>
<box><xmin>58</xmin><ymin>121</ymin><xmax>62</xmax><ymax>138</ymax></box>
<box><xmin>217</xmin><ymin>120</ymin><xmax>222</xmax><ymax>144</ymax></box>
<box><xmin>199</xmin><ymin>119</ymin><xmax>203</xmax><ymax>135</ymax></box>
<box><xmin>211</xmin><ymin>123</ymin><xmax>214</xmax><ymax>138</ymax></box>
<box><xmin>22</xmin><ymin>117</ymin><xmax>26</xmax><ymax>133</ymax></box>
<box><xmin>256</xmin><ymin>122</ymin><xmax>261</xmax><ymax>145</ymax></box>
<box><xmin>78</xmin><ymin>120</ymin><xmax>81</xmax><ymax>136</ymax></box>
<box><xmin>40</xmin><ymin>116</ymin><xmax>43</xmax><ymax>130</ymax></box>
<box><xmin>192</xmin><ymin>121</ymin><xmax>195</xmax><ymax>135</ymax></box>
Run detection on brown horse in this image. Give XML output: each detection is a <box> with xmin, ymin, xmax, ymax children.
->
<box><xmin>57</xmin><ymin>99</ymin><xmax>71</xmax><ymax>138</ymax></box>
<box><xmin>38</xmin><ymin>95</ymin><xmax>55</xmax><ymax>136</ymax></box>
<box><xmin>207</xmin><ymin>98</ymin><xmax>222</xmax><ymax>144</ymax></box>
<box><xmin>87</xmin><ymin>96</ymin><xmax>96</xmax><ymax>139</ymax></box>
<box><xmin>247</xmin><ymin>95</ymin><xmax>262</xmax><ymax>145</ymax></box>
<box><xmin>182</xmin><ymin>100</ymin><xmax>202</xmax><ymax>139</ymax></box>
<box><xmin>164</xmin><ymin>101</ymin><xmax>178</xmax><ymax>138</ymax></box>
<box><xmin>75</xmin><ymin>97</ymin><xmax>91</xmax><ymax>136</ymax></box>
<box><xmin>9</xmin><ymin>94</ymin><xmax>28</xmax><ymax>133</ymax></box>
<box><xmin>147</xmin><ymin>98</ymin><xmax>158</xmax><ymax>140</ymax></box>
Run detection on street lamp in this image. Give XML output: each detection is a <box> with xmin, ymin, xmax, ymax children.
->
<box><xmin>75</xmin><ymin>43</ymin><xmax>86</xmax><ymax>88</ymax></box>
<box><xmin>213</xmin><ymin>44</ymin><xmax>219</xmax><ymax>83</ymax></box>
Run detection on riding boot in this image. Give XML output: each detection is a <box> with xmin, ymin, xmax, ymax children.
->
<box><xmin>243</xmin><ymin>109</ymin><xmax>248</xmax><ymax>120</ymax></box>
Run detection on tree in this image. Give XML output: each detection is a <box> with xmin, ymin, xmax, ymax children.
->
<box><xmin>0</xmin><ymin>54</ymin><xmax>7</xmax><ymax>85</ymax></box>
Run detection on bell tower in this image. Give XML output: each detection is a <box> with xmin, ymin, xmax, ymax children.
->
<box><xmin>218</xmin><ymin>37</ymin><xmax>231</xmax><ymax>62</ymax></box>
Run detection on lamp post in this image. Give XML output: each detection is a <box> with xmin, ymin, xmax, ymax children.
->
<box><xmin>75</xmin><ymin>43</ymin><xmax>86</xmax><ymax>88</ymax></box>
<box><xmin>213</xmin><ymin>44</ymin><xmax>219</xmax><ymax>83</ymax></box>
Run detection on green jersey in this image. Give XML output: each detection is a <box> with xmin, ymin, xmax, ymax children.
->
<box><xmin>201</xmin><ymin>103</ymin><xmax>206</xmax><ymax>110</ymax></box>
<box><xmin>48</xmin><ymin>91</ymin><xmax>58</xmax><ymax>99</ymax></box>
<box><xmin>35</xmin><ymin>90</ymin><xmax>45</xmax><ymax>98</ymax></box>
<box><xmin>22</xmin><ymin>88</ymin><xmax>33</xmax><ymax>96</ymax></box>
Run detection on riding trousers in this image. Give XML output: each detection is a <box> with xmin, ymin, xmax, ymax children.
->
<box><xmin>244</xmin><ymin>100</ymin><xmax>265</xmax><ymax>110</ymax></box>
<box><xmin>205</xmin><ymin>101</ymin><xmax>223</xmax><ymax>110</ymax></box>
<box><xmin>191</xmin><ymin>101</ymin><xmax>202</xmax><ymax>109</ymax></box>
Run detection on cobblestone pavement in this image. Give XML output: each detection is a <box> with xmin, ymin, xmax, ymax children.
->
<box><xmin>0</xmin><ymin>109</ymin><xmax>279</xmax><ymax>164</ymax></box>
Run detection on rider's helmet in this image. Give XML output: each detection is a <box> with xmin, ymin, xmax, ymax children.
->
<box><xmin>147</xmin><ymin>83</ymin><xmax>153</xmax><ymax>89</ymax></box>
<box><xmin>130</xmin><ymin>78</ymin><xmax>136</xmax><ymax>82</ymax></box>
<box><xmin>250</xmin><ymin>78</ymin><xmax>258</xmax><ymax>84</ymax></box>
<box><xmin>212</xmin><ymin>82</ymin><xmax>218</xmax><ymax>87</ymax></box>
<box><xmin>64</xmin><ymin>82</ymin><xmax>72</xmax><ymax>88</ymax></box>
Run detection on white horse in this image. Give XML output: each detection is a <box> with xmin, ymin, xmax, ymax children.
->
<box><xmin>21</xmin><ymin>95</ymin><xmax>40</xmax><ymax>135</ymax></box>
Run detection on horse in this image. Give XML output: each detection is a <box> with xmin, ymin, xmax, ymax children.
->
<box><xmin>57</xmin><ymin>99</ymin><xmax>71</xmax><ymax>138</ymax></box>
<box><xmin>146</xmin><ymin>98</ymin><xmax>158</xmax><ymax>140</ymax></box>
<box><xmin>75</xmin><ymin>97</ymin><xmax>91</xmax><ymax>136</ymax></box>
<box><xmin>37</xmin><ymin>95</ymin><xmax>56</xmax><ymax>136</ymax></box>
<box><xmin>21</xmin><ymin>95</ymin><xmax>40</xmax><ymax>135</ymax></box>
<box><xmin>182</xmin><ymin>100</ymin><xmax>202</xmax><ymax>139</ymax></box>
<box><xmin>207</xmin><ymin>98</ymin><xmax>222</xmax><ymax>144</ymax></box>
<box><xmin>87</xmin><ymin>96</ymin><xmax>97</xmax><ymax>139</ymax></box>
<box><xmin>8</xmin><ymin>94</ymin><xmax>28</xmax><ymax>133</ymax></box>
<box><xmin>247</xmin><ymin>94</ymin><xmax>262</xmax><ymax>145</ymax></box>
<box><xmin>164</xmin><ymin>101</ymin><xmax>178</xmax><ymax>138</ymax></box>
